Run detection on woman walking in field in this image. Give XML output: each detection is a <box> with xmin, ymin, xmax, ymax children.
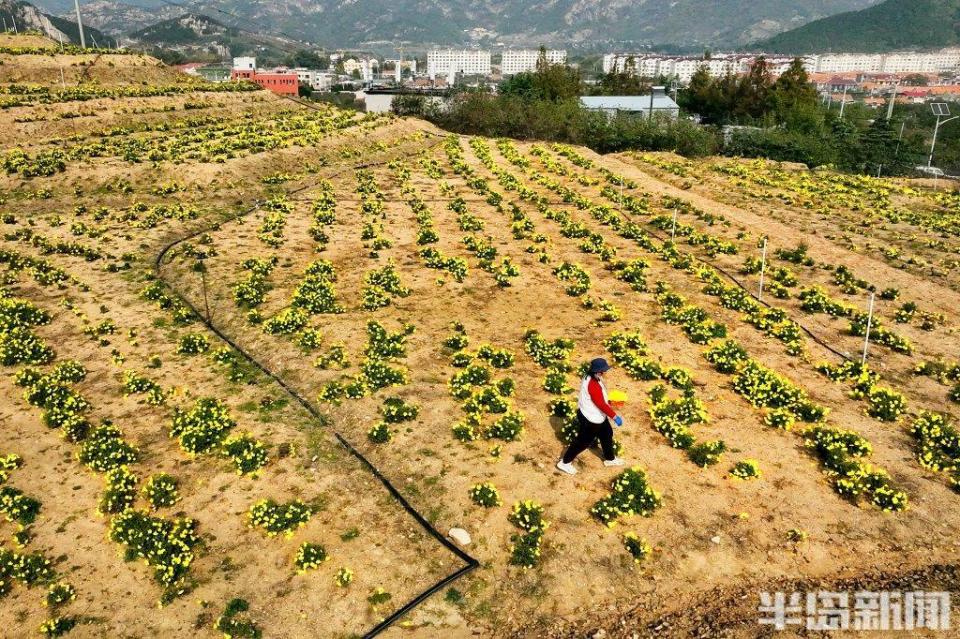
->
<box><xmin>556</xmin><ymin>357</ymin><xmax>624</xmax><ymax>475</ymax></box>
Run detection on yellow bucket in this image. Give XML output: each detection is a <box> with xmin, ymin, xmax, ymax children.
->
<box><xmin>608</xmin><ymin>389</ymin><xmax>628</xmax><ymax>405</ymax></box>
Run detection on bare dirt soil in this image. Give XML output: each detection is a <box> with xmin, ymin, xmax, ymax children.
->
<box><xmin>2</xmin><ymin>35</ymin><xmax>960</xmax><ymax>639</ymax></box>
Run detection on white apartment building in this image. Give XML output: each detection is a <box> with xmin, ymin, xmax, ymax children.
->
<box><xmin>604</xmin><ymin>53</ymin><xmax>745</xmax><ymax>84</ymax></box>
<box><xmin>285</xmin><ymin>68</ymin><xmax>336</xmax><ymax>91</ymax></box>
<box><xmin>232</xmin><ymin>56</ymin><xmax>256</xmax><ymax>71</ymax></box>
<box><xmin>603</xmin><ymin>51</ymin><xmax>811</xmax><ymax>84</ymax></box>
<box><xmin>310</xmin><ymin>73</ymin><xmax>335</xmax><ymax>91</ymax></box>
<box><xmin>767</xmin><ymin>56</ymin><xmax>815</xmax><ymax>75</ymax></box>
<box><xmin>873</xmin><ymin>49</ymin><xmax>960</xmax><ymax>74</ymax></box>
<box><xmin>602</xmin><ymin>55</ymin><xmax>659</xmax><ymax>77</ymax></box>
<box><xmin>293</xmin><ymin>68</ymin><xmax>315</xmax><ymax>86</ymax></box>
<box><xmin>814</xmin><ymin>53</ymin><xmax>884</xmax><ymax>74</ymax></box>
<box><xmin>807</xmin><ymin>49</ymin><xmax>960</xmax><ymax>74</ymax></box>
<box><xmin>602</xmin><ymin>48</ymin><xmax>960</xmax><ymax>83</ymax></box>
<box><xmin>383</xmin><ymin>59</ymin><xmax>418</xmax><ymax>74</ymax></box>
<box><xmin>669</xmin><ymin>59</ymin><xmax>704</xmax><ymax>83</ymax></box>
<box><xmin>602</xmin><ymin>53</ymin><xmax>632</xmax><ymax>74</ymax></box>
<box><xmin>343</xmin><ymin>58</ymin><xmax>378</xmax><ymax>82</ymax></box>
<box><xmin>501</xmin><ymin>49</ymin><xmax>567</xmax><ymax>75</ymax></box>
<box><xmin>635</xmin><ymin>57</ymin><xmax>661</xmax><ymax>78</ymax></box>
<box><xmin>602</xmin><ymin>53</ymin><xmax>742</xmax><ymax>83</ymax></box>
<box><xmin>701</xmin><ymin>57</ymin><xmax>742</xmax><ymax>77</ymax></box>
<box><xmin>427</xmin><ymin>49</ymin><xmax>492</xmax><ymax>78</ymax></box>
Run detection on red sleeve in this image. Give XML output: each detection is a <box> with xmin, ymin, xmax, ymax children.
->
<box><xmin>588</xmin><ymin>378</ymin><xmax>616</xmax><ymax>418</ymax></box>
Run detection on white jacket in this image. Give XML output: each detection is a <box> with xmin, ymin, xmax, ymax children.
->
<box><xmin>578</xmin><ymin>375</ymin><xmax>610</xmax><ymax>424</ymax></box>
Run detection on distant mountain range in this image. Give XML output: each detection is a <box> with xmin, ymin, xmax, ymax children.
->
<box><xmin>757</xmin><ymin>0</ymin><xmax>960</xmax><ymax>53</ymax></box>
<box><xmin>14</xmin><ymin>0</ymin><xmax>948</xmax><ymax>59</ymax></box>
<box><xmin>124</xmin><ymin>13</ymin><xmax>292</xmax><ymax>61</ymax></box>
<box><xmin>128</xmin><ymin>13</ymin><xmax>237</xmax><ymax>54</ymax></box>
<box><xmin>129</xmin><ymin>13</ymin><xmax>236</xmax><ymax>45</ymax></box>
<box><xmin>0</xmin><ymin>0</ymin><xmax>115</xmax><ymax>46</ymax></box>
<box><xmin>24</xmin><ymin>0</ymin><xmax>883</xmax><ymax>49</ymax></box>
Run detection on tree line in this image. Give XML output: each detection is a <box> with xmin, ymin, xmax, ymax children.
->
<box><xmin>394</xmin><ymin>50</ymin><xmax>941</xmax><ymax>176</ymax></box>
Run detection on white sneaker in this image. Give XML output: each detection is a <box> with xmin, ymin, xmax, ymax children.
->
<box><xmin>556</xmin><ymin>460</ymin><xmax>577</xmax><ymax>475</ymax></box>
<box><xmin>603</xmin><ymin>458</ymin><xmax>625</xmax><ymax>467</ymax></box>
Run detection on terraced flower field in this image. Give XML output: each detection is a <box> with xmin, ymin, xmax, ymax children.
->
<box><xmin>3</xmin><ymin>33</ymin><xmax>960</xmax><ymax>639</ymax></box>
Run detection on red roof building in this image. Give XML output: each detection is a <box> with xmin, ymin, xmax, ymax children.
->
<box><xmin>231</xmin><ymin>69</ymin><xmax>299</xmax><ymax>97</ymax></box>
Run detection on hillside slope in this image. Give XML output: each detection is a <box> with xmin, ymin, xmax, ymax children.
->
<box><xmin>756</xmin><ymin>0</ymin><xmax>960</xmax><ymax>53</ymax></box>
<box><xmin>128</xmin><ymin>13</ymin><xmax>233</xmax><ymax>44</ymax></box>
<box><xmin>0</xmin><ymin>0</ymin><xmax>115</xmax><ymax>46</ymax></box>
<box><xmin>0</xmin><ymin>30</ymin><xmax>204</xmax><ymax>86</ymax></box>
<box><xmin>125</xmin><ymin>13</ymin><xmax>297</xmax><ymax>60</ymax></box>
<box><xmin>2</xmin><ymin>31</ymin><xmax>960</xmax><ymax>639</ymax></box>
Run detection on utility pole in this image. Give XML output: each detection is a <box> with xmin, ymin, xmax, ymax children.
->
<box><xmin>758</xmin><ymin>238</ymin><xmax>768</xmax><ymax>302</ymax></box>
<box><xmin>928</xmin><ymin>103</ymin><xmax>959</xmax><ymax>169</ymax></box>
<box><xmin>73</xmin><ymin>0</ymin><xmax>86</xmax><ymax>48</ymax></box>
<box><xmin>395</xmin><ymin>44</ymin><xmax>403</xmax><ymax>84</ymax></box>
<box><xmin>861</xmin><ymin>292</ymin><xmax>875</xmax><ymax>365</ymax></box>
<box><xmin>894</xmin><ymin>120</ymin><xmax>906</xmax><ymax>157</ymax></box>
<box><xmin>885</xmin><ymin>83</ymin><xmax>897</xmax><ymax>121</ymax></box>
<box><xmin>839</xmin><ymin>85</ymin><xmax>849</xmax><ymax>119</ymax></box>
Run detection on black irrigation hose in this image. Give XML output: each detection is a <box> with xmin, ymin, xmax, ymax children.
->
<box><xmin>494</xmin><ymin>153</ymin><xmax>857</xmax><ymax>364</ymax></box>
<box><xmin>700</xmin><ymin>257</ymin><xmax>853</xmax><ymax>363</ymax></box>
<box><xmin>152</xmin><ymin>141</ymin><xmax>478</xmax><ymax>639</ymax></box>
<box><xmin>614</xmin><ymin>205</ymin><xmax>855</xmax><ymax>364</ymax></box>
<box><xmin>505</xmin><ymin>147</ymin><xmax>859</xmax><ymax>364</ymax></box>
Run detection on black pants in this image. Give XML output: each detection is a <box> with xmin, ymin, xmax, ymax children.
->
<box><xmin>562</xmin><ymin>410</ymin><xmax>615</xmax><ymax>463</ymax></box>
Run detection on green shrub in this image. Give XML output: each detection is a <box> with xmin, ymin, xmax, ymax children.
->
<box><xmin>294</xmin><ymin>542</ymin><xmax>328</xmax><ymax>572</ymax></box>
<box><xmin>143</xmin><ymin>474</ymin><xmax>179</xmax><ymax>509</ymax></box>
<box><xmin>622</xmin><ymin>532</ymin><xmax>651</xmax><ymax>563</ymax></box>
<box><xmin>248</xmin><ymin>499</ymin><xmax>311</xmax><ymax>537</ymax></box>
<box><xmin>687</xmin><ymin>440</ymin><xmax>726</xmax><ymax>467</ymax></box>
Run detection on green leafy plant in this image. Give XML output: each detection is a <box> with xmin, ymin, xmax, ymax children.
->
<box><xmin>804</xmin><ymin>426</ymin><xmax>908</xmax><ymax>512</ymax></box>
<box><xmin>367</xmin><ymin>422</ymin><xmax>392</xmax><ymax>444</ymax></box>
<box><xmin>109</xmin><ymin>510</ymin><xmax>200</xmax><ymax>586</ymax></box>
<box><xmin>45</xmin><ymin>582</ymin><xmax>76</xmax><ymax>607</ymax></box>
<box><xmin>99</xmin><ymin>466</ymin><xmax>138</xmax><ymax>515</ymax></box>
<box><xmin>294</xmin><ymin>542</ymin><xmax>328</xmax><ymax>572</ymax></box>
<box><xmin>248</xmin><ymin>499</ymin><xmax>312</xmax><ymax>537</ymax></box>
<box><xmin>143</xmin><ymin>474</ymin><xmax>179</xmax><ymax>510</ymax></box>
<box><xmin>39</xmin><ymin>617</ymin><xmax>76</xmax><ymax>638</ymax></box>
<box><xmin>730</xmin><ymin>459</ymin><xmax>761</xmax><ymax>480</ymax></box>
<box><xmin>77</xmin><ymin>424</ymin><xmax>138</xmax><ymax>472</ymax></box>
<box><xmin>175</xmin><ymin>333</ymin><xmax>209</xmax><ymax>356</ymax></box>
<box><xmin>169</xmin><ymin>398</ymin><xmax>235</xmax><ymax>456</ymax></box>
<box><xmin>622</xmin><ymin>532</ymin><xmax>652</xmax><ymax>563</ymax></box>
<box><xmin>381</xmin><ymin>397</ymin><xmax>419</xmax><ymax>423</ymax></box>
<box><xmin>214</xmin><ymin>598</ymin><xmax>261</xmax><ymax>639</ymax></box>
<box><xmin>335</xmin><ymin>567</ymin><xmax>353</xmax><ymax>587</ymax></box>
<box><xmin>0</xmin><ymin>485</ymin><xmax>41</xmax><ymax>525</ymax></box>
<box><xmin>508</xmin><ymin>500</ymin><xmax>548</xmax><ymax>568</ymax></box>
<box><xmin>222</xmin><ymin>434</ymin><xmax>269</xmax><ymax>475</ymax></box>
<box><xmin>591</xmin><ymin>467</ymin><xmax>662</xmax><ymax>527</ymax></box>
<box><xmin>469</xmin><ymin>482</ymin><xmax>501</xmax><ymax>507</ymax></box>
<box><xmin>687</xmin><ymin>440</ymin><xmax>726</xmax><ymax>467</ymax></box>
